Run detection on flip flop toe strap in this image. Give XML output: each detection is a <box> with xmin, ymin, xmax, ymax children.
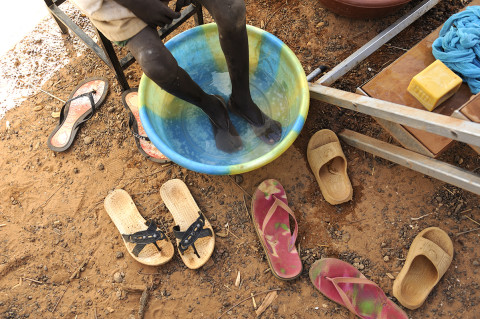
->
<box><xmin>128</xmin><ymin>114</ymin><xmax>151</xmax><ymax>141</ymax></box>
<box><xmin>122</xmin><ymin>220</ymin><xmax>167</xmax><ymax>257</ymax></box>
<box><xmin>326</xmin><ymin>276</ymin><xmax>388</xmax><ymax>316</ymax></box>
<box><xmin>261</xmin><ymin>197</ymin><xmax>298</xmax><ymax>252</ymax></box>
<box><xmin>173</xmin><ymin>212</ymin><xmax>213</xmax><ymax>258</ymax></box>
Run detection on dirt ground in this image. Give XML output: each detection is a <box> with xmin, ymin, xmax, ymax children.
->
<box><xmin>1</xmin><ymin>0</ymin><xmax>480</xmax><ymax>318</ymax></box>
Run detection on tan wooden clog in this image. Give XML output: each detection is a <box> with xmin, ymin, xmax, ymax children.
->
<box><xmin>307</xmin><ymin>129</ymin><xmax>353</xmax><ymax>205</ymax></box>
<box><xmin>393</xmin><ymin>227</ymin><xmax>454</xmax><ymax>309</ymax></box>
<box><xmin>160</xmin><ymin>179</ymin><xmax>215</xmax><ymax>269</ymax></box>
<box><xmin>104</xmin><ymin>189</ymin><xmax>174</xmax><ymax>266</ymax></box>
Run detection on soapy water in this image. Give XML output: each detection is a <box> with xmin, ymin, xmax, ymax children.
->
<box><xmin>148</xmin><ymin>67</ymin><xmax>291</xmax><ymax>166</ymax></box>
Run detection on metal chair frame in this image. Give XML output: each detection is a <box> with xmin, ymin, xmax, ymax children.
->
<box><xmin>44</xmin><ymin>0</ymin><xmax>204</xmax><ymax>91</ymax></box>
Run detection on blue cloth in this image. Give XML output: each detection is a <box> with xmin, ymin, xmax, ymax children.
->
<box><xmin>432</xmin><ymin>6</ymin><xmax>480</xmax><ymax>94</ymax></box>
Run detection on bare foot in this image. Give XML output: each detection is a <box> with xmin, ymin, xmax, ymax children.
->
<box><xmin>202</xmin><ymin>95</ymin><xmax>243</xmax><ymax>153</ymax></box>
<box><xmin>228</xmin><ymin>97</ymin><xmax>282</xmax><ymax>145</ymax></box>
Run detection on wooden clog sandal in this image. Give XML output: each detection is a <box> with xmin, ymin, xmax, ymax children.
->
<box><xmin>104</xmin><ymin>189</ymin><xmax>174</xmax><ymax>266</ymax></box>
<box><xmin>393</xmin><ymin>227</ymin><xmax>453</xmax><ymax>309</ymax></box>
<box><xmin>160</xmin><ymin>179</ymin><xmax>215</xmax><ymax>269</ymax></box>
<box><xmin>307</xmin><ymin>129</ymin><xmax>353</xmax><ymax>205</ymax></box>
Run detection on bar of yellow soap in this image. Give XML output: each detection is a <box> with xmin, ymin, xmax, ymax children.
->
<box><xmin>407</xmin><ymin>60</ymin><xmax>462</xmax><ymax>111</ymax></box>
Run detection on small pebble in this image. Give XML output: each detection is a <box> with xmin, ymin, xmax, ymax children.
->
<box><xmin>234</xmin><ymin>175</ymin><xmax>244</xmax><ymax>184</ymax></box>
<box><xmin>73</xmin><ymin>168</ymin><xmax>79</xmax><ymax>174</ymax></box>
<box><xmin>113</xmin><ymin>272</ymin><xmax>124</xmax><ymax>283</ymax></box>
<box><xmin>383</xmin><ymin>256</ymin><xmax>390</xmax><ymax>262</ymax></box>
<box><xmin>116</xmin><ymin>251</ymin><xmax>124</xmax><ymax>259</ymax></box>
<box><xmin>98</xmin><ymin>163</ymin><xmax>104</xmax><ymax>171</ymax></box>
<box><xmin>473</xmin><ymin>260</ymin><xmax>480</xmax><ymax>267</ymax></box>
<box><xmin>436</xmin><ymin>196</ymin><xmax>442</xmax><ymax>202</ymax></box>
<box><xmin>84</xmin><ymin>136</ymin><xmax>93</xmax><ymax>145</ymax></box>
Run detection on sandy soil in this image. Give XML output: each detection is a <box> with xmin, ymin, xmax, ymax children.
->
<box><xmin>1</xmin><ymin>0</ymin><xmax>480</xmax><ymax>318</ymax></box>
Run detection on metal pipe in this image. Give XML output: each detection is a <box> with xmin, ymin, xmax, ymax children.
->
<box><xmin>317</xmin><ymin>0</ymin><xmax>440</xmax><ymax>86</ymax></box>
<box><xmin>339</xmin><ymin>129</ymin><xmax>480</xmax><ymax>195</ymax></box>
<box><xmin>306</xmin><ymin>65</ymin><xmax>328</xmax><ymax>82</ymax></box>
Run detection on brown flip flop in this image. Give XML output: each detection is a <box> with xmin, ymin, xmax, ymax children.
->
<box><xmin>104</xmin><ymin>189</ymin><xmax>174</xmax><ymax>266</ymax></box>
<box><xmin>393</xmin><ymin>227</ymin><xmax>454</xmax><ymax>310</ymax></box>
<box><xmin>307</xmin><ymin>129</ymin><xmax>353</xmax><ymax>205</ymax></box>
<box><xmin>47</xmin><ymin>77</ymin><xmax>108</xmax><ymax>152</ymax></box>
<box><xmin>160</xmin><ymin>179</ymin><xmax>215</xmax><ymax>269</ymax></box>
<box><xmin>122</xmin><ymin>88</ymin><xmax>170</xmax><ymax>163</ymax></box>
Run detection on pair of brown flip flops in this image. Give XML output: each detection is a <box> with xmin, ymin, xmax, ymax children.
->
<box><xmin>104</xmin><ymin>179</ymin><xmax>215</xmax><ymax>269</ymax></box>
<box><xmin>307</xmin><ymin>129</ymin><xmax>353</xmax><ymax>205</ymax></box>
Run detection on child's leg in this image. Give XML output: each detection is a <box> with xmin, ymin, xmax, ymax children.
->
<box><xmin>126</xmin><ymin>26</ymin><xmax>242</xmax><ymax>152</ymax></box>
<box><xmin>199</xmin><ymin>0</ymin><xmax>282</xmax><ymax>144</ymax></box>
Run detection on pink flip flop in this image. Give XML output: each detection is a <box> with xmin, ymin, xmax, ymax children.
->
<box><xmin>251</xmin><ymin>179</ymin><xmax>302</xmax><ymax>280</ymax></box>
<box><xmin>309</xmin><ymin>258</ymin><xmax>408</xmax><ymax>319</ymax></box>
<box><xmin>122</xmin><ymin>88</ymin><xmax>170</xmax><ymax>163</ymax></box>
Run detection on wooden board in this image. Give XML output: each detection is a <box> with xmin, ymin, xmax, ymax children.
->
<box><xmin>461</xmin><ymin>94</ymin><xmax>480</xmax><ymax>123</ymax></box>
<box><xmin>361</xmin><ymin>6</ymin><xmax>476</xmax><ymax>156</ymax></box>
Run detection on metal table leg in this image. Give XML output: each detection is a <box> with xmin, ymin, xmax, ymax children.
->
<box><xmin>339</xmin><ymin>129</ymin><xmax>480</xmax><ymax>195</ymax></box>
<box><xmin>314</xmin><ymin>0</ymin><xmax>440</xmax><ymax>86</ymax></box>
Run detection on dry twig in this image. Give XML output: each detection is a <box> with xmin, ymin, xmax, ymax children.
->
<box><xmin>21</xmin><ymin>277</ymin><xmax>43</xmax><ymax>284</ymax></box>
<box><xmin>411</xmin><ymin>213</ymin><xmax>431</xmax><ymax>221</ymax></box>
<box><xmin>466</xmin><ymin>216</ymin><xmax>480</xmax><ymax>227</ymax></box>
<box><xmin>69</xmin><ymin>258</ymin><xmax>89</xmax><ymax>280</ymax></box>
<box><xmin>255</xmin><ymin>291</ymin><xmax>278</xmax><ymax>317</ymax></box>
<box><xmin>456</xmin><ymin>227</ymin><xmax>480</xmax><ymax>236</ymax></box>
<box><xmin>228</xmin><ymin>176</ymin><xmax>251</xmax><ymax>198</ymax></box>
<box><xmin>35</xmin><ymin>182</ymin><xmax>66</xmax><ymax>212</ymax></box>
<box><xmin>51</xmin><ymin>287</ymin><xmax>68</xmax><ymax>313</ymax></box>
<box><xmin>216</xmin><ymin>288</ymin><xmax>281</xmax><ymax>319</ymax></box>
<box><xmin>138</xmin><ymin>288</ymin><xmax>149</xmax><ymax>319</ymax></box>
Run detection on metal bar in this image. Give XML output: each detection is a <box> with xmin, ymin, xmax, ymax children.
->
<box><xmin>193</xmin><ymin>1</ymin><xmax>204</xmax><ymax>25</ymax></box>
<box><xmin>48</xmin><ymin>4</ymin><xmax>111</xmax><ymax>66</ymax></box>
<box><xmin>158</xmin><ymin>4</ymin><xmax>198</xmax><ymax>39</ymax></box>
<box><xmin>309</xmin><ymin>83</ymin><xmax>480</xmax><ymax>147</ymax></box>
<box><xmin>96</xmin><ymin>29</ymin><xmax>130</xmax><ymax>91</ymax></box>
<box><xmin>317</xmin><ymin>0</ymin><xmax>440</xmax><ymax>86</ymax></box>
<box><xmin>339</xmin><ymin>129</ymin><xmax>480</xmax><ymax>195</ymax></box>
<box><xmin>306</xmin><ymin>65</ymin><xmax>328</xmax><ymax>82</ymax></box>
<box><xmin>118</xmin><ymin>4</ymin><xmax>199</xmax><ymax>70</ymax></box>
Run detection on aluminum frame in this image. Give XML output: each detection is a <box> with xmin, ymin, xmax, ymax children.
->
<box><xmin>308</xmin><ymin>0</ymin><xmax>480</xmax><ymax>195</ymax></box>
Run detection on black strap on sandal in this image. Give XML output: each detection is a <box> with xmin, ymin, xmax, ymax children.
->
<box><xmin>57</xmin><ymin>90</ymin><xmax>97</xmax><ymax>126</ymax></box>
<box><xmin>128</xmin><ymin>113</ymin><xmax>150</xmax><ymax>141</ymax></box>
<box><xmin>122</xmin><ymin>220</ymin><xmax>166</xmax><ymax>257</ymax></box>
<box><xmin>173</xmin><ymin>212</ymin><xmax>213</xmax><ymax>259</ymax></box>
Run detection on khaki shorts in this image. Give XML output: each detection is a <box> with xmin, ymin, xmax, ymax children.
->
<box><xmin>90</xmin><ymin>16</ymin><xmax>147</xmax><ymax>43</ymax></box>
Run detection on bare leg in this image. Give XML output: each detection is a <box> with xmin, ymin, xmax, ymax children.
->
<box><xmin>199</xmin><ymin>0</ymin><xmax>282</xmax><ymax>144</ymax></box>
<box><xmin>126</xmin><ymin>26</ymin><xmax>242</xmax><ymax>153</ymax></box>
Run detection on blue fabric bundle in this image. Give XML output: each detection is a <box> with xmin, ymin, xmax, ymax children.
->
<box><xmin>432</xmin><ymin>6</ymin><xmax>480</xmax><ymax>94</ymax></box>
